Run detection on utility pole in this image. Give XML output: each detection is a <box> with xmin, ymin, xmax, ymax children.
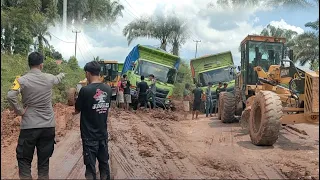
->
<box><xmin>193</xmin><ymin>40</ymin><xmax>201</xmax><ymax>58</ymax></box>
<box><xmin>72</xmin><ymin>30</ymin><xmax>81</xmax><ymax>58</ymax></box>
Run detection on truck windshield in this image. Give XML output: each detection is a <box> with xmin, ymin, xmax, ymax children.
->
<box><xmin>199</xmin><ymin>68</ymin><xmax>233</xmax><ymax>87</ymax></box>
<box><xmin>134</xmin><ymin>60</ymin><xmax>176</xmax><ymax>84</ymax></box>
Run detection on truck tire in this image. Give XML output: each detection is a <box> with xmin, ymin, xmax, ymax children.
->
<box><xmin>249</xmin><ymin>91</ymin><xmax>282</xmax><ymax>146</ymax></box>
<box><xmin>217</xmin><ymin>93</ymin><xmax>225</xmax><ymax>120</ymax></box>
<box><xmin>67</xmin><ymin>88</ymin><xmax>77</xmax><ymax>106</ymax></box>
<box><xmin>220</xmin><ymin>92</ymin><xmax>235</xmax><ymax>123</ymax></box>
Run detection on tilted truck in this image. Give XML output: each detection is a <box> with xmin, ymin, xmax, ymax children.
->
<box><xmin>190</xmin><ymin>51</ymin><xmax>236</xmax><ymax>112</ymax></box>
<box><xmin>121</xmin><ymin>44</ymin><xmax>180</xmax><ymax>109</ymax></box>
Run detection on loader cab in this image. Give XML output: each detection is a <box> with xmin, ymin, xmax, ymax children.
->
<box><xmin>240</xmin><ymin>35</ymin><xmax>286</xmax><ymax>86</ymax></box>
<box><xmin>99</xmin><ymin>60</ymin><xmax>119</xmax><ymax>82</ymax></box>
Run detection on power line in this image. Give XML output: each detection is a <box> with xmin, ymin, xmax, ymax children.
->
<box><xmin>51</xmin><ymin>33</ymin><xmax>74</xmax><ymax>43</ymax></box>
<box><xmin>77</xmin><ymin>42</ymin><xmax>86</xmax><ymax>62</ymax></box>
<box><xmin>79</xmin><ymin>33</ymin><xmax>95</xmax><ymax>59</ymax></box>
<box><xmin>122</xmin><ymin>0</ymin><xmax>140</xmax><ymax>18</ymax></box>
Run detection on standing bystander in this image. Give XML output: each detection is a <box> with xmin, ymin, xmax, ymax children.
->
<box><xmin>7</xmin><ymin>52</ymin><xmax>65</xmax><ymax>179</ymax></box>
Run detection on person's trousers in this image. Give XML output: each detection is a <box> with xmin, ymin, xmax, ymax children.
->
<box><xmin>16</xmin><ymin>127</ymin><xmax>55</xmax><ymax>179</ymax></box>
<box><xmin>151</xmin><ymin>92</ymin><xmax>156</xmax><ymax>108</ymax></box>
<box><xmin>82</xmin><ymin>139</ymin><xmax>110</xmax><ymax>180</ymax></box>
<box><xmin>206</xmin><ymin>99</ymin><xmax>213</xmax><ymax>117</ymax></box>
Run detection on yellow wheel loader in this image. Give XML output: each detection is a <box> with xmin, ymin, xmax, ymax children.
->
<box><xmin>68</xmin><ymin>60</ymin><xmax>120</xmax><ymax>106</ymax></box>
<box><xmin>218</xmin><ymin>35</ymin><xmax>319</xmax><ymax>146</ymax></box>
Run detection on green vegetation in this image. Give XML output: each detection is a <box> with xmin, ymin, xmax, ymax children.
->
<box><xmin>123</xmin><ymin>15</ymin><xmax>189</xmax><ymax>56</ymax></box>
<box><xmin>172</xmin><ymin>61</ymin><xmax>194</xmax><ymax>99</ymax></box>
<box><xmin>1</xmin><ymin>0</ymin><xmax>124</xmax><ymax>111</ymax></box>
<box><xmin>1</xmin><ymin>54</ymin><xmax>84</xmax><ymax>111</ymax></box>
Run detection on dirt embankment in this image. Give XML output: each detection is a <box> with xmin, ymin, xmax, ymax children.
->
<box><xmin>1</xmin><ymin>103</ymin><xmax>75</xmax><ymax>179</ymax></box>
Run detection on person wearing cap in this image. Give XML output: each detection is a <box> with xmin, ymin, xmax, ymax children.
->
<box><xmin>74</xmin><ymin>61</ymin><xmax>112</xmax><ymax>180</ymax></box>
<box><xmin>7</xmin><ymin>52</ymin><xmax>65</xmax><ymax>179</ymax></box>
<box><xmin>205</xmin><ymin>82</ymin><xmax>213</xmax><ymax>117</ymax></box>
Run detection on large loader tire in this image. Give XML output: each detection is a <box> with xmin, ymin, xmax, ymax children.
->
<box><xmin>220</xmin><ymin>92</ymin><xmax>236</xmax><ymax>123</ymax></box>
<box><xmin>67</xmin><ymin>88</ymin><xmax>77</xmax><ymax>106</ymax></box>
<box><xmin>249</xmin><ymin>91</ymin><xmax>282</xmax><ymax>146</ymax></box>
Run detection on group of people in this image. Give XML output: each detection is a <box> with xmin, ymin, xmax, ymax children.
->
<box><xmin>116</xmin><ymin>74</ymin><xmax>157</xmax><ymax>111</ymax></box>
<box><xmin>7</xmin><ymin>52</ymin><xmax>112</xmax><ymax>179</ymax></box>
<box><xmin>183</xmin><ymin>82</ymin><xmax>228</xmax><ymax>120</ymax></box>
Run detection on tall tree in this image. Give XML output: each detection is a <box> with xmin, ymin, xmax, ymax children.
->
<box><xmin>291</xmin><ymin>19</ymin><xmax>319</xmax><ymax>70</ymax></box>
<box><xmin>30</xmin><ymin>13</ymin><xmax>52</xmax><ymax>54</ymax></box>
<box><xmin>123</xmin><ymin>15</ymin><xmax>189</xmax><ymax>54</ymax></box>
<box><xmin>260</xmin><ymin>24</ymin><xmax>298</xmax><ymax>46</ymax></box>
<box><xmin>168</xmin><ymin>16</ymin><xmax>189</xmax><ymax>56</ymax></box>
<box><xmin>57</xmin><ymin>0</ymin><xmax>124</xmax><ymax>27</ymax></box>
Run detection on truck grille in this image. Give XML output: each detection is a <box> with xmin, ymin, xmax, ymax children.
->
<box><xmin>155</xmin><ymin>87</ymin><xmax>169</xmax><ymax>99</ymax></box>
<box><xmin>305</xmin><ymin>73</ymin><xmax>319</xmax><ymax>113</ymax></box>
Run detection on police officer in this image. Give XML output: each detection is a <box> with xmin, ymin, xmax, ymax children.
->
<box><xmin>7</xmin><ymin>52</ymin><xmax>65</xmax><ymax>179</ymax></box>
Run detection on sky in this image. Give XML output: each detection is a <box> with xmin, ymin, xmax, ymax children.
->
<box><xmin>48</xmin><ymin>0</ymin><xmax>319</xmax><ymax>67</ymax></box>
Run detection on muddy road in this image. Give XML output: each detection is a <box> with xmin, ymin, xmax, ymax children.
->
<box><xmin>1</xmin><ymin>104</ymin><xmax>319</xmax><ymax>179</ymax></box>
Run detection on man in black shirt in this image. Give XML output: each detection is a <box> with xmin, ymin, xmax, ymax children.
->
<box><xmin>137</xmin><ymin>75</ymin><xmax>150</xmax><ymax>110</ymax></box>
<box><xmin>122</xmin><ymin>74</ymin><xmax>131</xmax><ymax>111</ymax></box>
<box><xmin>74</xmin><ymin>61</ymin><xmax>112</xmax><ymax>180</ymax></box>
<box><xmin>192</xmin><ymin>83</ymin><xmax>203</xmax><ymax>120</ymax></box>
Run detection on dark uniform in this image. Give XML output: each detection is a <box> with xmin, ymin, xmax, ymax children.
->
<box><xmin>7</xmin><ymin>52</ymin><xmax>65</xmax><ymax>179</ymax></box>
<box><xmin>75</xmin><ymin>83</ymin><xmax>112</xmax><ymax>180</ymax></box>
<box><xmin>192</xmin><ymin>87</ymin><xmax>203</xmax><ymax>111</ymax></box>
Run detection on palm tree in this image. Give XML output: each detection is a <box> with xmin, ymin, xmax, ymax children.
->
<box><xmin>30</xmin><ymin>13</ymin><xmax>52</xmax><ymax>54</ymax></box>
<box><xmin>167</xmin><ymin>16</ymin><xmax>189</xmax><ymax>56</ymax></box>
<box><xmin>58</xmin><ymin>0</ymin><xmax>124</xmax><ymax>27</ymax></box>
<box><xmin>291</xmin><ymin>19</ymin><xmax>319</xmax><ymax>70</ymax></box>
<box><xmin>260</xmin><ymin>24</ymin><xmax>298</xmax><ymax>47</ymax></box>
<box><xmin>123</xmin><ymin>15</ymin><xmax>189</xmax><ymax>54</ymax></box>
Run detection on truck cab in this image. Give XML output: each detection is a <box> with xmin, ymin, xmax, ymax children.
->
<box><xmin>122</xmin><ymin>45</ymin><xmax>180</xmax><ymax>109</ymax></box>
<box><xmin>190</xmin><ymin>51</ymin><xmax>236</xmax><ymax>111</ymax></box>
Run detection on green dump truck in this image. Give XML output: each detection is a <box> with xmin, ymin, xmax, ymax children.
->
<box><xmin>121</xmin><ymin>45</ymin><xmax>181</xmax><ymax>109</ymax></box>
<box><xmin>190</xmin><ymin>51</ymin><xmax>236</xmax><ymax>111</ymax></box>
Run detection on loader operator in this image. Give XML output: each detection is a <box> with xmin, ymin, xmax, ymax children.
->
<box><xmin>7</xmin><ymin>52</ymin><xmax>65</xmax><ymax>179</ymax></box>
<box><xmin>74</xmin><ymin>61</ymin><xmax>112</xmax><ymax>180</ymax></box>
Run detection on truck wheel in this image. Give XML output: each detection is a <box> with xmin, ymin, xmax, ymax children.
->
<box><xmin>220</xmin><ymin>92</ymin><xmax>235</xmax><ymax>123</ymax></box>
<box><xmin>67</xmin><ymin>88</ymin><xmax>77</xmax><ymax>106</ymax></box>
<box><xmin>249</xmin><ymin>91</ymin><xmax>282</xmax><ymax>146</ymax></box>
<box><xmin>217</xmin><ymin>93</ymin><xmax>225</xmax><ymax>120</ymax></box>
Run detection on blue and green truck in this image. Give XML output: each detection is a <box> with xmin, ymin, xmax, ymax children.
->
<box><xmin>121</xmin><ymin>45</ymin><xmax>181</xmax><ymax>109</ymax></box>
<box><xmin>190</xmin><ymin>51</ymin><xmax>236</xmax><ymax>111</ymax></box>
